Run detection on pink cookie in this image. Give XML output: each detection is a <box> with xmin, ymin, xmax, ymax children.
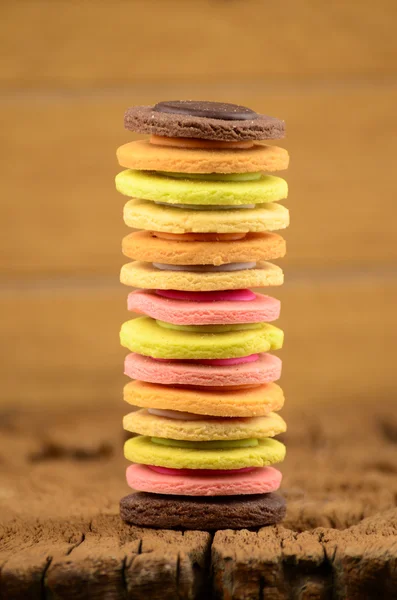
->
<box><xmin>124</xmin><ymin>352</ymin><xmax>282</xmax><ymax>386</ymax></box>
<box><xmin>126</xmin><ymin>464</ymin><xmax>282</xmax><ymax>496</ymax></box>
<box><xmin>128</xmin><ymin>289</ymin><xmax>280</xmax><ymax>325</ymax></box>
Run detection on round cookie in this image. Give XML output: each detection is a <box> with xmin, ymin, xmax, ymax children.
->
<box><xmin>123</xmin><ymin>199</ymin><xmax>289</xmax><ymax>234</ymax></box>
<box><xmin>123</xmin><ymin>409</ymin><xmax>286</xmax><ymax>441</ymax></box>
<box><xmin>124</xmin><ymin>102</ymin><xmax>285</xmax><ymax>141</ymax></box>
<box><xmin>122</xmin><ymin>231</ymin><xmax>286</xmax><ymax>265</ymax></box>
<box><xmin>120</xmin><ymin>317</ymin><xmax>283</xmax><ymax>359</ymax></box>
<box><xmin>116</xmin><ymin>169</ymin><xmax>288</xmax><ymax>205</ymax></box>
<box><xmin>127</xmin><ymin>290</ymin><xmax>280</xmax><ymax>324</ymax></box>
<box><xmin>117</xmin><ymin>141</ymin><xmax>289</xmax><ymax>174</ymax></box>
<box><xmin>124</xmin><ymin>381</ymin><xmax>285</xmax><ymax>418</ymax></box>
<box><xmin>120</xmin><ymin>492</ymin><xmax>286</xmax><ymax>529</ymax></box>
<box><xmin>124</xmin><ymin>436</ymin><xmax>286</xmax><ymax>470</ymax></box>
<box><xmin>120</xmin><ymin>261</ymin><xmax>283</xmax><ymax>291</ymax></box>
<box><xmin>124</xmin><ymin>352</ymin><xmax>282</xmax><ymax>387</ymax></box>
<box><xmin>126</xmin><ymin>464</ymin><xmax>282</xmax><ymax>496</ymax></box>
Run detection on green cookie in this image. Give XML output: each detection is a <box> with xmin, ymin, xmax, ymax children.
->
<box><xmin>151</xmin><ymin>437</ymin><xmax>259</xmax><ymax>449</ymax></box>
<box><xmin>120</xmin><ymin>316</ymin><xmax>283</xmax><ymax>359</ymax></box>
<box><xmin>124</xmin><ymin>436</ymin><xmax>286</xmax><ymax>469</ymax></box>
<box><xmin>116</xmin><ymin>169</ymin><xmax>288</xmax><ymax>206</ymax></box>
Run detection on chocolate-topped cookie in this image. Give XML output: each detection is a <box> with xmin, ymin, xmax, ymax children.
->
<box><xmin>124</xmin><ymin>101</ymin><xmax>285</xmax><ymax>141</ymax></box>
<box><xmin>153</xmin><ymin>100</ymin><xmax>258</xmax><ymax>121</ymax></box>
<box><xmin>120</xmin><ymin>492</ymin><xmax>286</xmax><ymax>530</ymax></box>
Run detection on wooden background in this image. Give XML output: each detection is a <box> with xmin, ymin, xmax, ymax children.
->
<box><xmin>1</xmin><ymin>0</ymin><xmax>397</xmax><ymax>409</ymax></box>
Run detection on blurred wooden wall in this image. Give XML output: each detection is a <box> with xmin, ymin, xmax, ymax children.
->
<box><xmin>1</xmin><ymin>0</ymin><xmax>397</xmax><ymax>409</ymax></box>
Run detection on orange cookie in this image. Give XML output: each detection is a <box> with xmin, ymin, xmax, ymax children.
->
<box><xmin>124</xmin><ymin>380</ymin><xmax>285</xmax><ymax>418</ymax></box>
<box><xmin>122</xmin><ymin>231</ymin><xmax>286</xmax><ymax>265</ymax></box>
<box><xmin>117</xmin><ymin>140</ymin><xmax>289</xmax><ymax>174</ymax></box>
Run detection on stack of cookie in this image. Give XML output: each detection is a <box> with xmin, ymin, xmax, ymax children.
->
<box><xmin>117</xmin><ymin>101</ymin><xmax>289</xmax><ymax>530</ymax></box>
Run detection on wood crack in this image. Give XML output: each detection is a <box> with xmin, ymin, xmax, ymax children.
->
<box><xmin>65</xmin><ymin>532</ymin><xmax>85</xmax><ymax>556</ymax></box>
<box><xmin>40</xmin><ymin>556</ymin><xmax>52</xmax><ymax>600</ymax></box>
<box><xmin>120</xmin><ymin>555</ymin><xmax>128</xmax><ymax>599</ymax></box>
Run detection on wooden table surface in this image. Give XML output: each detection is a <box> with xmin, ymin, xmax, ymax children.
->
<box><xmin>1</xmin><ymin>397</ymin><xmax>396</xmax><ymax>599</ymax></box>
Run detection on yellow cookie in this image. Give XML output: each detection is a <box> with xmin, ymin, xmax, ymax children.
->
<box><xmin>123</xmin><ymin>199</ymin><xmax>289</xmax><ymax>234</ymax></box>
<box><xmin>123</xmin><ymin>409</ymin><xmax>287</xmax><ymax>441</ymax></box>
<box><xmin>120</xmin><ymin>261</ymin><xmax>283</xmax><ymax>291</ymax></box>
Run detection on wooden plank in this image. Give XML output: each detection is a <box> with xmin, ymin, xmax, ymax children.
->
<box><xmin>1</xmin><ymin>85</ymin><xmax>397</xmax><ymax>277</ymax></box>
<box><xmin>0</xmin><ymin>512</ymin><xmax>210</xmax><ymax>599</ymax></box>
<box><xmin>212</xmin><ymin>523</ymin><xmax>397</xmax><ymax>599</ymax></box>
<box><xmin>1</xmin><ymin>275</ymin><xmax>395</xmax><ymax>408</ymax></box>
<box><xmin>1</xmin><ymin>0</ymin><xmax>396</xmax><ymax>88</ymax></box>
<box><xmin>0</xmin><ymin>284</ymin><xmax>127</xmax><ymax>407</ymax></box>
<box><xmin>1</xmin><ymin>402</ymin><xmax>397</xmax><ymax>596</ymax></box>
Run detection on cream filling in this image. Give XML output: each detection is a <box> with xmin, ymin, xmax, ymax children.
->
<box><xmin>156</xmin><ymin>321</ymin><xmax>261</xmax><ymax>333</ymax></box>
<box><xmin>151</xmin><ymin>437</ymin><xmax>258</xmax><ymax>449</ymax></box>
<box><xmin>158</xmin><ymin>171</ymin><xmax>262</xmax><ymax>182</ymax></box>
<box><xmin>148</xmin><ymin>408</ymin><xmax>213</xmax><ymax>421</ymax></box>
<box><xmin>154</xmin><ymin>201</ymin><xmax>256</xmax><ymax>210</ymax></box>
<box><xmin>152</xmin><ymin>262</ymin><xmax>257</xmax><ymax>272</ymax></box>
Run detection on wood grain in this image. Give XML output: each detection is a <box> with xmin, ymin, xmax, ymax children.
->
<box><xmin>1</xmin><ymin>0</ymin><xmax>396</xmax><ymax>88</ymax></box>
<box><xmin>2</xmin><ymin>85</ymin><xmax>397</xmax><ymax>277</ymax></box>
<box><xmin>1</xmin><ymin>276</ymin><xmax>395</xmax><ymax>408</ymax></box>
<box><xmin>1</xmin><ymin>0</ymin><xmax>396</xmax><ymax>410</ymax></box>
<box><xmin>1</xmin><ymin>401</ymin><xmax>396</xmax><ymax>598</ymax></box>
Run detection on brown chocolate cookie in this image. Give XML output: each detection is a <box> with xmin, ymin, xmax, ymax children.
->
<box><xmin>124</xmin><ymin>101</ymin><xmax>285</xmax><ymax>141</ymax></box>
<box><xmin>120</xmin><ymin>492</ymin><xmax>286</xmax><ymax>529</ymax></box>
